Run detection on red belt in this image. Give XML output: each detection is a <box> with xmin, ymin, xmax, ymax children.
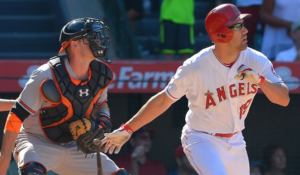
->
<box><xmin>214</xmin><ymin>132</ymin><xmax>237</xmax><ymax>138</ymax></box>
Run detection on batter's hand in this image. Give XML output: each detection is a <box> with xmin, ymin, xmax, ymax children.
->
<box><xmin>0</xmin><ymin>156</ymin><xmax>10</xmax><ymax>175</ymax></box>
<box><xmin>100</xmin><ymin>124</ymin><xmax>133</xmax><ymax>154</ymax></box>
<box><xmin>234</xmin><ymin>64</ymin><xmax>265</xmax><ymax>85</ymax></box>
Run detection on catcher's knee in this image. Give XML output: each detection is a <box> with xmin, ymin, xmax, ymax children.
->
<box><xmin>112</xmin><ymin>168</ymin><xmax>129</xmax><ymax>175</ymax></box>
<box><xmin>21</xmin><ymin>161</ymin><xmax>47</xmax><ymax>175</ymax></box>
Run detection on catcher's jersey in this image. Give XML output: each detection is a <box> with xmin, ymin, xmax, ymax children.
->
<box><xmin>165</xmin><ymin>46</ymin><xmax>283</xmax><ymax>133</ymax></box>
<box><xmin>17</xmin><ymin>57</ymin><xmax>108</xmax><ymax>138</ymax></box>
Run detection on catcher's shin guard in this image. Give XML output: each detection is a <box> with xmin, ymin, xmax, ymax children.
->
<box><xmin>21</xmin><ymin>161</ymin><xmax>47</xmax><ymax>175</ymax></box>
<box><xmin>112</xmin><ymin>168</ymin><xmax>129</xmax><ymax>175</ymax></box>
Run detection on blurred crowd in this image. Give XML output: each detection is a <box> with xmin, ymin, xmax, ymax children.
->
<box><xmin>126</xmin><ymin>0</ymin><xmax>300</xmax><ymax>62</ymax></box>
<box><xmin>3</xmin><ymin>0</ymin><xmax>298</xmax><ymax>174</ymax></box>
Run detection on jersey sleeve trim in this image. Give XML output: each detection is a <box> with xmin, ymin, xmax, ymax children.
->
<box><xmin>95</xmin><ymin>99</ymin><xmax>108</xmax><ymax>106</ymax></box>
<box><xmin>17</xmin><ymin>98</ymin><xmax>36</xmax><ymax>115</ymax></box>
<box><xmin>165</xmin><ymin>89</ymin><xmax>179</xmax><ymax>101</ymax></box>
<box><xmin>4</xmin><ymin>112</ymin><xmax>22</xmax><ymax>134</ymax></box>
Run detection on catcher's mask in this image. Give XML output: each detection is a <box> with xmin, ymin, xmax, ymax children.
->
<box><xmin>205</xmin><ymin>3</ymin><xmax>251</xmax><ymax>43</ymax></box>
<box><xmin>58</xmin><ymin>17</ymin><xmax>110</xmax><ymax>63</ymax></box>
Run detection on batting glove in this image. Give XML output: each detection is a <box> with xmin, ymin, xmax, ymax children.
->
<box><xmin>234</xmin><ymin>64</ymin><xmax>265</xmax><ymax>85</ymax></box>
<box><xmin>100</xmin><ymin>124</ymin><xmax>133</xmax><ymax>154</ymax></box>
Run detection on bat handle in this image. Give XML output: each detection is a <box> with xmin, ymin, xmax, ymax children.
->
<box><xmin>94</xmin><ymin>139</ymin><xmax>103</xmax><ymax>175</ymax></box>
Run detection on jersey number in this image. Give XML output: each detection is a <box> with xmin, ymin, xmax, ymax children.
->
<box><xmin>239</xmin><ymin>99</ymin><xmax>252</xmax><ymax>119</ymax></box>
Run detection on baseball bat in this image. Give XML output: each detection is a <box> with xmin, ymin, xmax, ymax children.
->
<box><xmin>93</xmin><ymin>138</ymin><xmax>103</xmax><ymax>175</ymax></box>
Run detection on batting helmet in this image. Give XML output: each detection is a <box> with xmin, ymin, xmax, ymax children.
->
<box><xmin>58</xmin><ymin>17</ymin><xmax>110</xmax><ymax>61</ymax></box>
<box><xmin>205</xmin><ymin>3</ymin><xmax>251</xmax><ymax>43</ymax></box>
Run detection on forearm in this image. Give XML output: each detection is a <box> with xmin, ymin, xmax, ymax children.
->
<box><xmin>260</xmin><ymin>80</ymin><xmax>290</xmax><ymax>106</ymax></box>
<box><xmin>260</xmin><ymin>12</ymin><xmax>292</xmax><ymax>28</ymax></box>
<box><xmin>0</xmin><ymin>130</ymin><xmax>18</xmax><ymax>158</ymax></box>
<box><xmin>126</xmin><ymin>90</ymin><xmax>174</xmax><ymax>131</ymax></box>
<box><xmin>260</xmin><ymin>0</ymin><xmax>292</xmax><ymax>28</ymax></box>
<box><xmin>92</xmin><ymin>103</ymin><xmax>109</xmax><ymax>119</ymax></box>
<box><xmin>0</xmin><ymin>99</ymin><xmax>15</xmax><ymax>112</ymax></box>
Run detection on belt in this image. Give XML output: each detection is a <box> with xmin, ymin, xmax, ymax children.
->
<box><xmin>214</xmin><ymin>132</ymin><xmax>237</xmax><ymax>138</ymax></box>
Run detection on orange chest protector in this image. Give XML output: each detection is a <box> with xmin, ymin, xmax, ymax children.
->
<box><xmin>39</xmin><ymin>56</ymin><xmax>113</xmax><ymax>144</ymax></box>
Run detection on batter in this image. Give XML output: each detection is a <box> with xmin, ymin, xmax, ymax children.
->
<box><xmin>101</xmin><ymin>4</ymin><xmax>290</xmax><ymax>175</ymax></box>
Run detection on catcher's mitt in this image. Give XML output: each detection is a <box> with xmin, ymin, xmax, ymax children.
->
<box><xmin>69</xmin><ymin>118</ymin><xmax>92</xmax><ymax>140</ymax></box>
<box><xmin>69</xmin><ymin>118</ymin><xmax>105</xmax><ymax>154</ymax></box>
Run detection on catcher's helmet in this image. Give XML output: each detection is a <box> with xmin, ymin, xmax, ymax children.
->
<box><xmin>205</xmin><ymin>3</ymin><xmax>251</xmax><ymax>43</ymax></box>
<box><xmin>58</xmin><ymin>17</ymin><xmax>110</xmax><ymax>61</ymax></box>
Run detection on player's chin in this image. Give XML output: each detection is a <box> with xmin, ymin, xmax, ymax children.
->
<box><xmin>241</xmin><ymin>39</ymin><xmax>248</xmax><ymax>47</ymax></box>
<box><xmin>240</xmin><ymin>42</ymin><xmax>248</xmax><ymax>50</ymax></box>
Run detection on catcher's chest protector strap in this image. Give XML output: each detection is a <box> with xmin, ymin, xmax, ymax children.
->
<box><xmin>39</xmin><ymin>56</ymin><xmax>113</xmax><ymax>144</ymax></box>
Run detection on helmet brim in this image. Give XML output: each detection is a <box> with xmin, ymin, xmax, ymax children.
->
<box><xmin>227</xmin><ymin>13</ymin><xmax>252</xmax><ymax>26</ymax></box>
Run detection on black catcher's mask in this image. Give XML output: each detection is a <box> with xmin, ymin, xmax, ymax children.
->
<box><xmin>58</xmin><ymin>17</ymin><xmax>110</xmax><ymax>63</ymax></box>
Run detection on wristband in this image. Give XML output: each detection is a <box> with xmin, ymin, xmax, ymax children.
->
<box><xmin>119</xmin><ymin>123</ymin><xmax>134</xmax><ymax>135</ymax></box>
<box><xmin>258</xmin><ymin>75</ymin><xmax>265</xmax><ymax>85</ymax></box>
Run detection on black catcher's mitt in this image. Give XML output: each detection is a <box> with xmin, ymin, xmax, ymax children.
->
<box><xmin>69</xmin><ymin>118</ymin><xmax>105</xmax><ymax>154</ymax></box>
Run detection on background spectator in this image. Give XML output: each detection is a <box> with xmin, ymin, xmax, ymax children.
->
<box><xmin>263</xmin><ymin>144</ymin><xmax>287</xmax><ymax>175</ymax></box>
<box><xmin>114</xmin><ymin>127</ymin><xmax>167</xmax><ymax>175</ymax></box>
<box><xmin>235</xmin><ymin>0</ymin><xmax>263</xmax><ymax>48</ymax></box>
<box><xmin>123</xmin><ymin>0</ymin><xmax>144</xmax><ymax>32</ymax></box>
<box><xmin>168</xmin><ymin>145</ymin><xmax>198</xmax><ymax>175</ymax></box>
<box><xmin>249</xmin><ymin>160</ymin><xmax>262</xmax><ymax>175</ymax></box>
<box><xmin>276</xmin><ymin>19</ymin><xmax>300</xmax><ymax>62</ymax></box>
<box><xmin>159</xmin><ymin>0</ymin><xmax>195</xmax><ymax>60</ymax></box>
<box><xmin>260</xmin><ymin>0</ymin><xmax>300</xmax><ymax>60</ymax></box>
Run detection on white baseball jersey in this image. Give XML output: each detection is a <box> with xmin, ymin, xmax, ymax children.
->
<box><xmin>165</xmin><ymin>46</ymin><xmax>283</xmax><ymax>134</ymax></box>
<box><xmin>13</xmin><ymin>57</ymin><xmax>119</xmax><ymax>175</ymax></box>
<box><xmin>165</xmin><ymin>46</ymin><xmax>284</xmax><ymax>175</ymax></box>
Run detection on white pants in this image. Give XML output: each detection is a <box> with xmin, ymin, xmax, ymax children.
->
<box><xmin>13</xmin><ymin>131</ymin><xmax>119</xmax><ymax>175</ymax></box>
<box><xmin>181</xmin><ymin>125</ymin><xmax>249</xmax><ymax>175</ymax></box>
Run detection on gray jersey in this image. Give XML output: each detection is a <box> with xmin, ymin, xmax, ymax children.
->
<box><xmin>13</xmin><ymin>58</ymin><xmax>118</xmax><ymax>175</ymax></box>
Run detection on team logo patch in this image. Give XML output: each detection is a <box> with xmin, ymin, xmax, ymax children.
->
<box><xmin>231</xmin><ymin>5</ymin><xmax>240</xmax><ymax>15</ymax></box>
<box><xmin>79</xmin><ymin>89</ymin><xmax>89</xmax><ymax>97</ymax></box>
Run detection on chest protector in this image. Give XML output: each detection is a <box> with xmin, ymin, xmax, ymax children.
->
<box><xmin>39</xmin><ymin>56</ymin><xmax>113</xmax><ymax>144</ymax></box>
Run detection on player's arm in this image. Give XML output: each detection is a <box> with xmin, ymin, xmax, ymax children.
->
<box><xmin>101</xmin><ymin>63</ymin><xmax>190</xmax><ymax>154</ymax></box>
<box><xmin>0</xmin><ymin>67</ymin><xmax>45</xmax><ymax>174</ymax></box>
<box><xmin>0</xmin><ymin>128</ymin><xmax>19</xmax><ymax>175</ymax></box>
<box><xmin>125</xmin><ymin>63</ymin><xmax>190</xmax><ymax>131</ymax></box>
<box><xmin>0</xmin><ymin>99</ymin><xmax>15</xmax><ymax>112</ymax></box>
<box><xmin>91</xmin><ymin>102</ymin><xmax>111</xmax><ymax>132</ymax></box>
<box><xmin>126</xmin><ymin>90</ymin><xmax>175</xmax><ymax>131</ymax></box>
<box><xmin>91</xmin><ymin>88</ymin><xmax>112</xmax><ymax>132</ymax></box>
<box><xmin>0</xmin><ymin>102</ymin><xmax>31</xmax><ymax>174</ymax></box>
<box><xmin>101</xmin><ymin>90</ymin><xmax>175</xmax><ymax>154</ymax></box>
<box><xmin>259</xmin><ymin>81</ymin><xmax>289</xmax><ymax>106</ymax></box>
<box><xmin>235</xmin><ymin>64</ymin><xmax>290</xmax><ymax>106</ymax></box>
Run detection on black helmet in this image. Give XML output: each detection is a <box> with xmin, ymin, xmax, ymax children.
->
<box><xmin>58</xmin><ymin>17</ymin><xmax>110</xmax><ymax>61</ymax></box>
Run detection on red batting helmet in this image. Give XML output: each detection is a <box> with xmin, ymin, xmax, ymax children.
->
<box><xmin>205</xmin><ymin>3</ymin><xmax>252</xmax><ymax>43</ymax></box>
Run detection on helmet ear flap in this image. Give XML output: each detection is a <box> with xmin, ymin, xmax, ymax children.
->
<box><xmin>211</xmin><ymin>27</ymin><xmax>233</xmax><ymax>43</ymax></box>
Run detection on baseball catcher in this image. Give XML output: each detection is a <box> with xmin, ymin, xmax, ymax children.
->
<box><xmin>0</xmin><ymin>18</ymin><xmax>129</xmax><ymax>175</ymax></box>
